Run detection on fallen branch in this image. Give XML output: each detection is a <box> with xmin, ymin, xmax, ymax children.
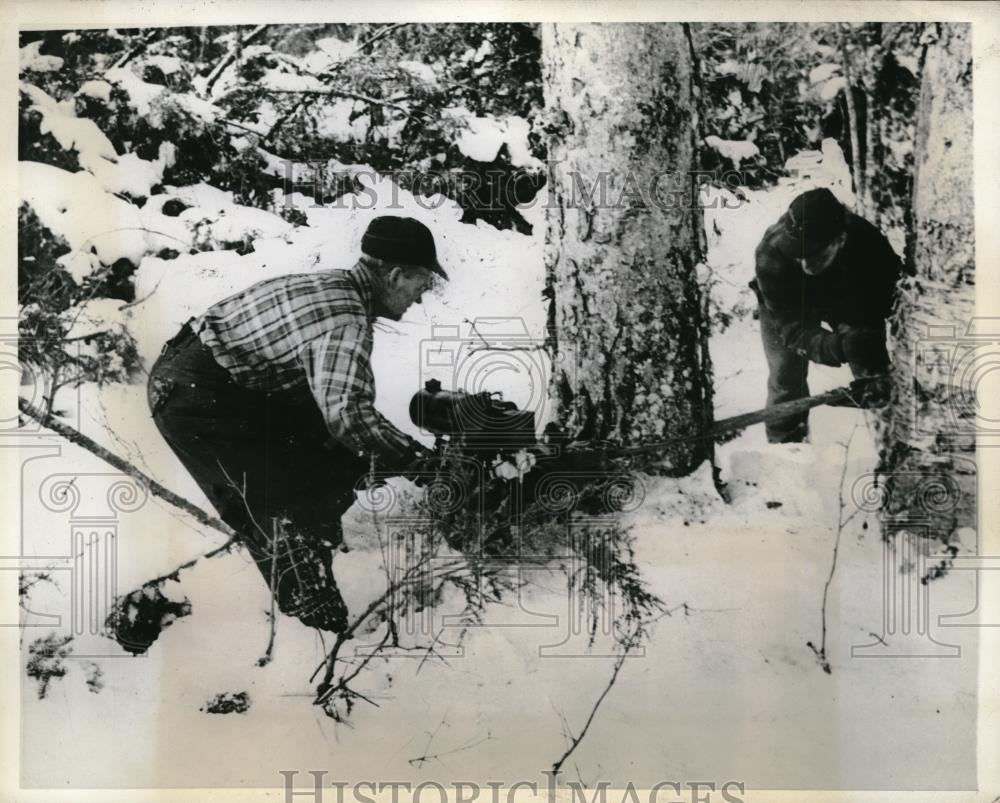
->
<box><xmin>18</xmin><ymin>397</ymin><xmax>235</xmax><ymax>539</ymax></box>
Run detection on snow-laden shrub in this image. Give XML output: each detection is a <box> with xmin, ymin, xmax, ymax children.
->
<box><xmin>18</xmin><ymin>204</ymin><xmax>142</xmax><ymax>403</ymax></box>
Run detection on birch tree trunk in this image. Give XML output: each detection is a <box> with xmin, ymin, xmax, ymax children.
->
<box><xmin>542</xmin><ymin>23</ymin><xmax>712</xmax><ymax>474</ymax></box>
<box><xmin>880</xmin><ymin>23</ymin><xmax>975</xmax><ymax>541</ymax></box>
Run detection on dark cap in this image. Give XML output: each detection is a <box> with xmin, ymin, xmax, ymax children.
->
<box><xmin>361</xmin><ymin>216</ymin><xmax>449</xmax><ymax>279</ymax></box>
<box><xmin>779</xmin><ymin>188</ymin><xmax>847</xmax><ymax>258</ymax></box>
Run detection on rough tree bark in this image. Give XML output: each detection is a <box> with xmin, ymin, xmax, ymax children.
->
<box><xmin>541</xmin><ymin>23</ymin><xmax>713</xmax><ymax>473</ymax></box>
<box><xmin>859</xmin><ymin>22</ymin><xmax>921</xmax><ymax>258</ymax></box>
<box><xmin>840</xmin><ymin>25</ymin><xmax>867</xmax><ymax>217</ymax></box>
<box><xmin>880</xmin><ymin>23</ymin><xmax>975</xmax><ymax>541</ymax></box>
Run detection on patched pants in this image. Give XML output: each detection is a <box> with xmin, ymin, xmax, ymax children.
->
<box><xmin>147</xmin><ymin>322</ymin><xmax>368</xmax><ymax>632</ymax></box>
<box><xmin>758</xmin><ymin>306</ymin><xmax>889</xmax><ymax>444</ymax></box>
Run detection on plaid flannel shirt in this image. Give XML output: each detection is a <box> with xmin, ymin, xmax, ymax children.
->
<box><xmin>191</xmin><ymin>261</ymin><xmax>419</xmax><ymax>467</ymax></box>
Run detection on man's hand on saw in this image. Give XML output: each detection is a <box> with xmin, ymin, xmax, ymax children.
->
<box><xmin>402</xmin><ymin>449</ymin><xmax>441</xmax><ymax>487</ymax></box>
<box><xmin>847</xmin><ymin>374</ymin><xmax>891</xmax><ymax>409</ymax></box>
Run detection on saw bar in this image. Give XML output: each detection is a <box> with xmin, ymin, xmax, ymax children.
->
<box><xmin>591</xmin><ymin>377</ymin><xmax>882</xmax><ymax>459</ymax></box>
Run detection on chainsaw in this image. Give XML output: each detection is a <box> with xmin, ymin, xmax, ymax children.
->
<box><xmin>408</xmin><ymin>375</ymin><xmax>887</xmax><ymax>524</ymax></box>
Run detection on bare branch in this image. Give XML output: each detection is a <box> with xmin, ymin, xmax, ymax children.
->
<box><xmin>18</xmin><ymin>397</ymin><xmax>235</xmax><ymax>539</ymax></box>
<box><xmin>807</xmin><ymin>419</ymin><xmax>862</xmax><ymax>674</ymax></box>
<box><xmin>312</xmin><ymin>555</ymin><xmax>470</xmax><ymax>706</ymax></box>
<box><xmin>261</xmin><ymin>23</ymin><xmax>410</xmax><ymax>145</ymax></box>
<box><xmin>111</xmin><ymin>28</ymin><xmax>160</xmax><ymax>70</ymax></box>
<box><xmin>120</xmin><ymin>272</ymin><xmax>165</xmax><ymax>311</ymax></box>
<box><xmin>410</xmin><ymin>730</ymin><xmax>495</xmax><ymax>768</ymax></box>
<box><xmin>62</xmin><ymin>330</ymin><xmax>109</xmax><ymax>343</ymax></box>
<box><xmin>354</xmin><ymin>23</ymin><xmax>408</xmax><ymax>55</ymax></box>
<box><xmin>551</xmin><ymin>630</ymin><xmax>639</xmax><ymax>774</ymax></box>
<box><xmin>264</xmin><ymin>87</ymin><xmax>412</xmax><ymax>114</ymax></box>
<box><xmin>257</xmin><ymin>518</ymin><xmax>280</xmax><ymax>667</ymax></box>
<box><xmin>202</xmin><ymin>24</ymin><xmax>269</xmax><ymax>96</ymax></box>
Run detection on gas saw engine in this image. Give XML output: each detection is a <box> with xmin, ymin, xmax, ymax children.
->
<box><xmin>407</xmin><ymin>379</ymin><xmax>641</xmax><ymax>547</ymax></box>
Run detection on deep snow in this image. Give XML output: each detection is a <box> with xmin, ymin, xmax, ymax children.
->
<box><xmin>18</xmin><ymin>115</ymin><xmax>979</xmax><ymax>789</ymax></box>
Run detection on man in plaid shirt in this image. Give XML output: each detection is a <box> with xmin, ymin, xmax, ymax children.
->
<box><xmin>147</xmin><ymin>216</ymin><xmax>446</xmax><ymax>632</ymax></box>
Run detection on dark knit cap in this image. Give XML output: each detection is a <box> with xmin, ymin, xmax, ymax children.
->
<box><xmin>360</xmin><ymin>216</ymin><xmax>449</xmax><ymax>279</ymax></box>
<box><xmin>780</xmin><ymin>188</ymin><xmax>847</xmax><ymax>258</ymax></box>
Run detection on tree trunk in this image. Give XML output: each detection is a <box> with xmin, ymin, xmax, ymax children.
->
<box><xmin>879</xmin><ymin>23</ymin><xmax>975</xmax><ymax>541</ymax></box>
<box><xmin>840</xmin><ymin>27</ymin><xmax>867</xmax><ymax>216</ymax></box>
<box><xmin>863</xmin><ymin>22</ymin><xmax>920</xmax><ymax>257</ymax></box>
<box><xmin>541</xmin><ymin>23</ymin><xmax>712</xmax><ymax>473</ymax></box>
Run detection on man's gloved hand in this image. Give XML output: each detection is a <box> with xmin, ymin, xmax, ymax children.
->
<box><xmin>839</xmin><ymin>326</ymin><xmax>887</xmax><ymax>366</ymax></box>
<box><xmin>402</xmin><ymin>448</ymin><xmax>441</xmax><ymax>487</ymax></box>
<box><xmin>813</xmin><ymin>330</ymin><xmax>846</xmax><ymax>367</ymax></box>
<box><xmin>848</xmin><ymin>374</ymin><xmax>892</xmax><ymax>408</ymax></box>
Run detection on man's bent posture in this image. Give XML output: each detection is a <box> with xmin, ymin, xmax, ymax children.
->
<box><xmin>751</xmin><ymin>187</ymin><xmax>902</xmax><ymax>443</ymax></box>
<box><xmin>148</xmin><ymin>216</ymin><xmax>445</xmax><ymax>632</ymax></box>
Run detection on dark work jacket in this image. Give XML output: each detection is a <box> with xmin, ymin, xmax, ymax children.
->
<box><xmin>753</xmin><ymin>211</ymin><xmax>903</xmax><ymax>365</ymax></box>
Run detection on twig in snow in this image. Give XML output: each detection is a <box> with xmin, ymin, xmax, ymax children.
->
<box><xmin>89</xmin><ymin>394</ymin><xmax>156</xmax><ymax>476</ymax></box>
<box><xmin>807</xmin><ymin>418</ymin><xmax>861</xmax><ymax>674</ymax></box>
<box><xmin>137</xmin><ymin>538</ymin><xmax>238</xmax><ymax>589</ymax></box>
<box><xmin>415</xmin><ymin>629</ymin><xmax>450</xmax><ymax>674</ymax></box>
<box><xmin>551</xmin><ymin>628</ymin><xmax>639</xmax><ymax>774</ymax></box>
<box><xmin>410</xmin><ymin>730</ymin><xmax>494</xmax><ymax>769</ymax></box>
<box><xmin>311</xmin><ymin>555</ymin><xmax>469</xmax><ymax>706</ymax></box>
<box><xmin>408</xmin><ymin>710</ymin><xmax>449</xmax><ymax>769</ymax></box>
<box><xmin>257</xmin><ymin>518</ymin><xmax>280</xmax><ymax>667</ymax></box>
<box><xmin>120</xmin><ymin>272</ymin><xmax>166</xmax><ymax>311</ymax></box>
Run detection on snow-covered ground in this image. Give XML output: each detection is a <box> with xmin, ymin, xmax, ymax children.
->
<box><xmin>18</xmin><ymin>142</ymin><xmax>978</xmax><ymax>790</ymax></box>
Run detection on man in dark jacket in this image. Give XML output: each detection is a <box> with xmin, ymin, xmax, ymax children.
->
<box><xmin>751</xmin><ymin>187</ymin><xmax>902</xmax><ymax>443</ymax></box>
<box><xmin>147</xmin><ymin>216</ymin><xmax>446</xmax><ymax>632</ymax></box>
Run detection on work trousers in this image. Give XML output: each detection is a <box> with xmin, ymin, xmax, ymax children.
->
<box><xmin>758</xmin><ymin>306</ymin><xmax>889</xmax><ymax>443</ymax></box>
<box><xmin>147</xmin><ymin>322</ymin><xmax>368</xmax><ymax>632</ymax></box>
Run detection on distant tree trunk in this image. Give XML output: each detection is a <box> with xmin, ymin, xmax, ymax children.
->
<box><xmin>541</xmin><ymin>23</ymin><xmax>712</xmax><ymax>474</ymax></box>
<box><xmin>879</xmin><ymin>23</ymin><xmax>975</xmax><ymax>541</ymax></box>
<box><xmin>862</xmin><ymin>22</ymin><xmax>921</xmax><ymax>257</ymax></box>
<box><xmin>840</xmin><ymin>26</ymin><xmax>867</xmax><ymax>216</ymax></box>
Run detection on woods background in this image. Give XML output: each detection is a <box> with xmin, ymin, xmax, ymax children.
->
<box><xmin>8</xmin><ymin>10</ymin><xmax>992</xmax><ymax>794</ymax></box>
<box><xmin>17</xmin><ymin>20</ymin><xmax>974</xmax><ymax>536</ymax></box>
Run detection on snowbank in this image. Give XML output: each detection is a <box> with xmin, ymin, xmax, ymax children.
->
<box><xmin>21</xmin><ymin>83</ymin><xmax>173</xmax><ymax>197</ymax></box>
<box><xmin>704</xmin><ymin>134</ymin><xmax>760</xmax><ymax>166</ymax></box>
<box><xmin>443</xmin><ymin>106</ymin><xmax>541</xmax><ymax>169</ymax></box>
<box><xmin>20</xmin><ymin>40</ymin><xmax>64</xmax><ymax>73</ymax></box>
